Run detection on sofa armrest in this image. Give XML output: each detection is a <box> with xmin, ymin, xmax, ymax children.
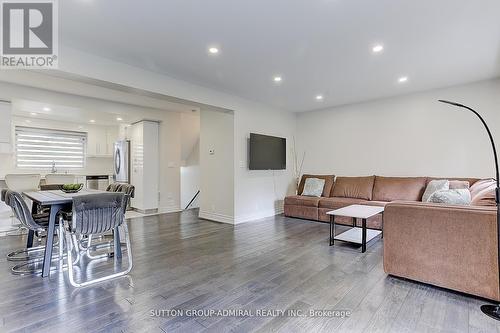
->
<box><xmin>384</xmin><ymin>201</ymin><xmax>499</xmax><ymax>301</ymax></box>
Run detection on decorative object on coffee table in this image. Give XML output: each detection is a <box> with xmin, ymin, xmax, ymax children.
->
<box><xmin>439</xmin><ymin>100</ymin><xmax>500</xmax><ymax>321</ymax></box>
<box><xmin>327</xmin><ymin>204</ymin><xmax>384</xmax><ymax>253</ymax></box>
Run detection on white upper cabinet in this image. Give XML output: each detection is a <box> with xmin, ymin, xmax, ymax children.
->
<box><xmin>0</xmin><ymin>102</ymin><xmax>12</xmax><ymax>153</ymax></box>
<box><xmin>86</xmin><ymin>125</ymin><xmax>119</xmax><ymax>157</ymax></box>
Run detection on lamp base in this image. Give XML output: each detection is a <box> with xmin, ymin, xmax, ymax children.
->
<box><xmin>481</xmin><ymin>305</ymin><xmax>500</xmax><ymax>321</ymax></box>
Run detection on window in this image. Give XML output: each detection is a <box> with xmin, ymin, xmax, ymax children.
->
<box><xmin>15</xmin><ymin>126</ymin><xmax>87</xmax><ymax>169</ymax></box>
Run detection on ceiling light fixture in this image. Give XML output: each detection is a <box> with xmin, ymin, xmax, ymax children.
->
<box><xmin>30</xmin><ymin>112</ymin><xmax>37</xmax><ymax>116</ymax></box>
<box><xmin>116</xmin><ymin>117</ymin><xmax>123</xmax><ymax>121</ymax></box>
<box><xmin>42</xmin><ymin>107</ymin><xmax>50</xmax><ymax>111</ymax></box>
<box><xmin>208</xmin><ymin>47</ymin><xmax>219</xmax><ymax>54</ymax></box>
<box><xmin>89</xmin><ymin>119</ymin><xmax>96</xmax><ymax>123</ymax></box>
<box><xmin>273</xmin><ymin>76</ymin><xmax>282</xmax><ymax>83</ymax></box>
<box><xmin>372</xmin><ymin>44</ymin><xmax>384</xmax><ymax>53</ymax></box>
<box><xmin>316</xmin><ymin>95</ymin><xmax>324</xmax><ymax>101</ymax></box>
<box><xmin>398</xmin><ymin>76</ymin><xmax>408</xmax><ymax>83</ymax></box>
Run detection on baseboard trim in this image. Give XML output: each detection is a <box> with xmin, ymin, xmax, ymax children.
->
<box><xmin>199</xmin><ymin>211</ymin><xmax>235</xmax><ymax>224</ymax></box>
<box><xmin>234</xmin><ymin>208</ymin><xmax>284</xmax><ymax>224</ymax></box>
<box><xmin>132</xmin><ymin>208</ymin><xmax>158</xmax><ymax>214</ymax></box>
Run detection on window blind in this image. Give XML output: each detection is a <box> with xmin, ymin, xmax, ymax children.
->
<box><xmin>15</xmin><ymin>126</ymin><xmax>87</xmax><ymax>169</ymax></box>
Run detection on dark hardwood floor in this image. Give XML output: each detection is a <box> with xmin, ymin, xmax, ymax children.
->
<box><xmin>0</xmin><ymin>209</ymin><xmax>498</xmax><ymax>333</ymax></box>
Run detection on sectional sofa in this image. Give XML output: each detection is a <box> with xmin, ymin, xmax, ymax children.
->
<box><xmin>284</xmin><ymin>175</ymin><xmax>499</xmax><ymax>301</ymax></box>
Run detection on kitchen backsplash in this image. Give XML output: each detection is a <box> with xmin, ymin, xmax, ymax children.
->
<box><xmin>0</xmin><ymin>154</ymin><xmax>114</xmax><ymax>179</ymax></box>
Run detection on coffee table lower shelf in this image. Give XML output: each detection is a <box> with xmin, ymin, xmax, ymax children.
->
<box><xmin>334</xmin><ymin>227</ymin><xmax>382</xmax><ymax>244</ymax></box>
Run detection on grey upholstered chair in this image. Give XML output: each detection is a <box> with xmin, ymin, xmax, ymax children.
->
<box><xmin>61</xmin><ymin>192</ymin><xmax>133</xmax><ymax>287</ymax></box>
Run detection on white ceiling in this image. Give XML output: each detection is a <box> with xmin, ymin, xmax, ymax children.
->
<box><xmin>60</xmin><ymin>0</ymin><xmax>500</xmax><ymax>112</ymax></box>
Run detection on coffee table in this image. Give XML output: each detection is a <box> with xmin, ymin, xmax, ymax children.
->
<box><xmin>327</xmin><ymin>204</ymin><xmax>384</xmax><ymax>253</ymax></box>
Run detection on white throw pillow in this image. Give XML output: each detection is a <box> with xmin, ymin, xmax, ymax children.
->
<box><xmin>301</xmin><ymin>178</ymin><xmax>326</xmax><ymax>197</ymax></box>
<box><xmin>422</xmin><ymin>179</ymin><xmax>449</xmax><ymax>202</ymax></box>
<box><xmin>428</xmin><ymin>189</ymin><xmax>471</xmax><ymax>205</ymax></box>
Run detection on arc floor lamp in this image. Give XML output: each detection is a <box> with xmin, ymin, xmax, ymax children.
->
<box><xmin>438</xmin><ymin>100</ymin><xmax>500</xmax><ymax>320</ymax></box>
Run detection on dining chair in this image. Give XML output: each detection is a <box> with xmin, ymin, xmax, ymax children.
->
<box><xmin>61</xmin><ymin>192</ymin><xmax>133</xmax><ymax>287</ymax></box>
<box><xmin>106</xmin><ymin>183</ymin><xmax>135</xmax><ymax>211</ymax></box>
<box><xmin>45</xmin><ymin>174</ymin><xmax>76</xmax><ymax>185</ymax></box>
<box><xmin>5</xmin><ymin>174</ymin><xmax>41</xmax><ymax>192</ymax></box>
<box><xmin>5</xmin><ymin>190</ymin><xmax>64</xmax><ymax>274</ymax></box>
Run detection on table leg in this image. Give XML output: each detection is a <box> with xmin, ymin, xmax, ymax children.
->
<box><xmin>362</xmin><ymin>218</ymin><xmax>367</xmax><ymax>253</ymax></box>
<box><xmin>26</xmin><ymin>230</ymin><xmax>34</xmax><ymax>248</ymax></box>
<box><xmin>26</xmin><ymin>201</ymin><xmax>40</xmax><ymax>249</ymax></box>
<box><xmin>42</xmin><ymin>204</ymin><xmax>62</xmax><ymax>278</ymax></box>
<box><xmin>114</xmin><ymin>227</ymin><xmax>122</xmax><ymax>259</ymax></box>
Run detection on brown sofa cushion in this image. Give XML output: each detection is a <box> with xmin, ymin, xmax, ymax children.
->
<box><xmin>318</xmin><ymin>197</ymin><xmax>367</xmax><ymax>209</ymax></box>
<box><xmin>298</xmin><ymin>174</ymin><xmax>334</xmax><ymax>197</ymax></box>
<box><xmin>284</xmin><ymin>205</ymin><xmax>318</xmax><ymax>220</ymax></box>
<box><xmin>284</xmin><ymin>195</ymin><xmax>321</xmax><ymax>207</ymax></box>
<box><xmin>470</xmin><ymin>179</ymin><xmax>496</xmax><ymax>206</ymax></box>
<box><xmin>331</xmin><ymin>176</ymin><xmax>375</xmax><ymax>200</ymax></box>
<box><xmin>373</xmin><ymin>176</ymin><xmax>427</xmax><ymax>202</ymax></box>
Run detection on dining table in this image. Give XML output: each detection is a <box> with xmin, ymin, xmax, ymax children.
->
<box><xmin>22</xmin><ymin>189</ymin><xmax>122</xmax><ymax>277</ymax></box>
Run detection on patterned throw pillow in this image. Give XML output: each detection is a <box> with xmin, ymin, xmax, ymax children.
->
<box><xmin>428</xmin><ymin>189</ymin><xmax>471</xmax><ymax>205</ymax></box>
<box><xmin>301</xmin><ymin>178</ymin><xmax>326</xmax><ymax>197</ymax></box>
<box><xmin>422</xmin><ymin>179</ymin><xmax>449</xmax><ymax>202</ymax></box>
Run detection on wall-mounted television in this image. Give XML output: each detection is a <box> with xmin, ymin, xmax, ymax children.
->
<box><xmin>249</xmin><ymin>133</ymin><xmax>286</xmax><ymax>170</ymax></box>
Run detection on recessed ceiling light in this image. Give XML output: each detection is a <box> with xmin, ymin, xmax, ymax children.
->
<box><xmin>315</xmin><ymin>95</ymin><xmax>324</xmax><ymax>101</ymax></box>
<box><xmin>208</xmin><ymin>47</ymin><xmax>219</xmax><ymax>54</ymax></box>
<box><xmin>273</xmin><ymin>76</ymin><xmax>282</xmax><ymax>83</ymax></box>
<box><xmin>30</xmin><ymin>112</ymin><xmax>37</xmax><ymax>116</ymax></box>
<box><xmin>116</xmin><ymin>117</ymin><xmax>123</xmax><ymax>121</ymax></box>
<box><xmin>89</xmin><ymin>119</ymin><xmax>96</xmax><ymax>123</ymax></box>
<box><xmin>372</xmin><ymin>44</ymin><xmax>384</xmax><ymax>53</ymax></box>
<box><xmin>42</xmin><ymin>107</ymin><xmax>50</xmax><ymax>111</ymax></box>
<box><xmin>398</xmin><ymin>76</ymin><xmax>408</xmax><ymax>83</ymax></box>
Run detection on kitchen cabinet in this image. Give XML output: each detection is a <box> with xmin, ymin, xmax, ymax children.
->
<box><xmin>86</xmin><ymin>126</ymin><xmax>118</xmax><ymax>157</ymax></box>
<box><xmin>106</xmin><ymin>127</ymin><xmax>118</xmax><ymax>156</ymax></box>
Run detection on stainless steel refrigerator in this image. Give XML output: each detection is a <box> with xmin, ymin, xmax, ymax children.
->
<box><xmin>113</xmin><ymin>140</ymin><xmax>130</xmax><ymax>183</ymax></box>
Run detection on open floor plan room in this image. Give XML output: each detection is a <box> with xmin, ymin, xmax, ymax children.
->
<box><xmin>0</xmin><ymin>1</ymin><xmax>499</xmax><ymax>332</ymax></box>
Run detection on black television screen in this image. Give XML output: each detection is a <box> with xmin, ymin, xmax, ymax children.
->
<box><xmin>249</xmin><ymin>133</ymin><xmax>286</xmax><ymax>170</ymax></box>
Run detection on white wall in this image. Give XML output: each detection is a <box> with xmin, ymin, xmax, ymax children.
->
<box><xmin>199</xmin><ymin>108</ymin><xmax>234</xmax><ymax>223</ymax></box>
<box><xmin>181</xmin><ymin>140</ymin><xmax>200</xmax><ymax>209</ymax></box>
<box><xmin>297</xmin><ymin>79</ymin><xmax>500</xmax><ymax>179</ymax></box>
